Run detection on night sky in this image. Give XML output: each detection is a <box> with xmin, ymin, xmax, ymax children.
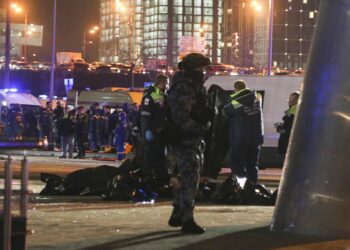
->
<box><xmin>1</xmin><ymin>0</ymin><xmax>100</xmax><ymax>61</ymax></box>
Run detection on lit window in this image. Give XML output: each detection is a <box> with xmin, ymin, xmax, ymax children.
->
<box><xmin>309</xmin><ymin>11</ymin><xmax>314</xmax><ymax>19</ymax></box>
<box><xmin>303</xmin><ymin>0</ymin><xmax>308</xmax><ymax>3</ymax></box>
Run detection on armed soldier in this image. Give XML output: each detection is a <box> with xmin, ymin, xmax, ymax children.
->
<box><xmin>167</xmin><ymin>53</ymin><xmax>212</xmax><ymax>234</ymax></box>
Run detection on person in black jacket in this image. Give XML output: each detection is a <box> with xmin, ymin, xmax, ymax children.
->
<box><xmin>223</xmin><ymin>80</ymin><xmax>264</xmax><ymax>184</ymax></box>
<box><xmin>58</xmin><ymin>110</ymin><xmax>76</xmax><ymax>158</ymax></box>
<box><xmin>140</xmin><ymin>75</ymin><xmax>168</xmax><ymax>183</ymax></box>
<box><xmin>74</xmin><ymin>106</ymin><xmax>87</xmax><ymax>159</ymax></box>
<box><xmin>275</xmin><ymin>91</ymin><xmax>300</xmax><ymax>156</ymax></box>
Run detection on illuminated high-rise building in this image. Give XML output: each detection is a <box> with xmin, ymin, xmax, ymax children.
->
<box><xmin>100</xmin><ymin>0</ymin><xmax>143</xmax><ymax>64</ymax></box>
<box><xmin>223</xmin><ymin>0</ymin><xmax>319</xmax><ymax>71</ymax></box>
<box><xmin>100</xmin><ymin>0</ymin><xmax>222</xmax><ymax>68</ymax></box>
<box><xmin>273</xmin><ymin>0</ymin><xmax>320</xmax><ymax>70</ymax></box>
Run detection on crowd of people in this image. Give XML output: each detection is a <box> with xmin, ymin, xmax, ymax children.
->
<box><xmin>1</xmin><ymin>99</ymin><xmax>140</xmax><ymax>159</ymax></box>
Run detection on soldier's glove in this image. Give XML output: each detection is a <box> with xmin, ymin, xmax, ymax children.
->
<box><xmin>169</xmin><ymin>176</ymin><xmax>181</xmax><ymax>190</ymax></box>
<box><xmin>145</xmin><ymin>130</ymin><xmax>154</xmax><ymax>142</ymax></box>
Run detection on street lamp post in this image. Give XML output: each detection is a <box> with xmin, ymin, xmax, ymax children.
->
<box><xmin>267</xmin><ymin>0</ymin><xmax>274</xmax><ymax>76</ymax></box>
<box><xmin>82</xmin><ymin>26</ymin><xmax>98</xmax><ymax>61</ymax></box>
<box><xmin>118</xmin><ymin>2</ymin><xmax>135</xmax><ymax>88</ymax></box>
<box><xmin>128</xmin><ymin>9</ymin><xmax>134</xmax><ymax>89</ymax></box>
<box><xmin>49</xmin><ymin>0</ymin><xmax>57</xmax><ymax>100</ymax></box>
<box><xmin>4</xmin><ymin>0</ymin><xmax>11</xmax><ymax>89</ymax></box>
<box><xmin>23</xmin><ymin>11</ymin><xmax>28</xmax><ymax>61</ymax></box>
<box><xmin>11</xmin><ymin>4</ymin><xmax>28</xmax><ymax>61</ymax></box>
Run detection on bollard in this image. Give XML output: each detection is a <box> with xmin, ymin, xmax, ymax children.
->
<box><xmin>20</xmin><ymin>156</ymin><xmax>29</xmax><ymax>250</ymax></box>
<box><xmin>20</xmin><ymin>156</ymin><xmax>29</xmax><ymax>218</ymax></box>
<box><xmin>3</xmin><ymin>156</ymin><xmax>12</xmax><ymax>250</ymax></box>
<box><xmin>271</xmin><ymin>0</ymin><xmax>350</xmax><ymax>237</ymax></box>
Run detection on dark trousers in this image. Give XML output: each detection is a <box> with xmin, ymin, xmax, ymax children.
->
<box><xmin>143</xmin><ymin>140</ymin><xmax>167</xmax><ymax>181</ymax></box>
<box><xmin>229</xmin><ymin>145</ymin><xmax>261</xmax><ymax>183</ymax></box>
<box><xmin>76</xmin><ymin>133</ymin><xmax>85</xmax><ymax>157</ymax></box>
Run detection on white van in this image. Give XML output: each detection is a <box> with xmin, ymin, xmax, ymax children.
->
<box><xmin>66</xmin><ymin>89</ymin><xmax>137</xmax><ymax>110</ymax></box>
<box><xmin>0</xmin><ymin>90</ymin><xmax>44</xmax><ymax>147</ymax></box>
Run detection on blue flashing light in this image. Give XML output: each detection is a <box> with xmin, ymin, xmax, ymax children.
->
<box><xmin>4</xmin><ymin>88</ymin><xmax>18</xmax><ymax>93</ymax></box>
<box><xmin>144</xmin><ymin>82</ymin><xmax>154</xmax><ymax>88</ymax></box>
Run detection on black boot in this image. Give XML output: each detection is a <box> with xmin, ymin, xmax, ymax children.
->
<box><xmin>181</xmin><ymin>219</ymin><xmax>205</xmax><ymax>234</ymax></box>
<box><xmin>168</xmin><ymin>217</ymin><xmax>181</xmax><ymax>227</ymax></box>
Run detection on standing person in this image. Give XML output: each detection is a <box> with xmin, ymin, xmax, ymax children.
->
<box><xmin>40</xmin><ymin>101</ymin><xmax>54</xmax><ymax>150</ymax></box>
<box><xmin>140</xmin><ymin>75</ymin><xmax>169</xmax><ymax>183</ymax></box>
<box><xmin>223</xmin><ymin>80</ymin><xmax>264</xmax><ymax>184</ymax></box>
<box><xmin>53</xmin><ymin>101</ymin><xmax>64</xmax><ymax>149</ymax></box>
<box><xmin>127</xmin><ymin>103</ymin><xmax>140</xmax><ymax>152</ymax></box>
<box><xmin>58</xmin><ymin>110</ymin><xmax>75</xmax><ymax>158</ymax></box>
<box><xmin>74</xmin><ymin>106</ymin><xmax>87</xmax><ymax>159</ymax></box>
<box><xmin>275</xmin><ymin>91</ymin><xmax>300</xmax><ymax>156</ymax></box>
<box><xmin>5</xmin><ymin>104</ymin><xmax>22</xmax><ymax>140</ymax></box>
<box><xmin>88</xmin><ymin>103</ymin><xmax>101</xmax><ymax>152</ymax></box>
<box><xmin>101</xmin><ymin>105</ymin><xmax>111</xmax><ymax>146</ymax></box>
<box><xmin>167</xmin><ymin>53</ymin><xmax>212</xmax><ymax>234</ymax></box>
<box><xmin>23</xmin><ymin>108</ymin><xmax>39</xmax><ymax>139</ymax></box>
<box><xmin>114</xmin><ymin>106</ymin><xmax>128</xmax><ymax>160</ymax></box>
<box><xmin>109</xmin><ymin>109</ymin><xmax>119</xmax><ymax>146</ymax></box>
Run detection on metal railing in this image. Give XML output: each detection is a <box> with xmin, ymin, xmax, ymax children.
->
<box><xmin>2</xmin><ymin>155</ymin><xmax>29</xmax><ymax>250</ymax></box>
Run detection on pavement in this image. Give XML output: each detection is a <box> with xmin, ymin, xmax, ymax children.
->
<box><xmin>1</xmin><ymin>149</ymin><xmax>350</xmax><ymax>249</ymax></box>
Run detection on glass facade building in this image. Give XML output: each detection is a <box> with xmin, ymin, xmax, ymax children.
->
<box><xmin>228</xmin><ymin>0</ymin><xmax>319</xmax><ymax>71</ymax></box>
<box><xmin>0</xmin><ymin>9</ymin><xmax>43</xmax><ymax>60</ymax></box>
<box><xmin>273</xmin><ymin>0</ymin><xmax>320</xmax><ymax>70</ymax></box>
<box><xmin>221</xmin><ymin>0</ymin><xmax>240</xmax><ymax>65</ymax></box>
<box><xmin>100</xmin><ymin>0</ymin><xmax>143</xmax><ymax>64</ymax></box>
<box><xmin>143</xmin><ymin>0</ymin><xmax>222</xmax><ymax>67</ymax></box>
<box><xmin>100</xmin><ymin>0</ymin><xmax>222</xmax><ymax>67</ymax></box>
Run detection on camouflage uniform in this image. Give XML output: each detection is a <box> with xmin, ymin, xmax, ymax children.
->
<box><xmin>167</xmin><ymin>68</ymin><xmax>210</xmax><ymax>224</ymax></box>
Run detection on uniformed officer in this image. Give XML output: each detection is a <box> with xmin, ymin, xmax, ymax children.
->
<box><xmin>275</xmin><ymin>91</ymin><xmax>300</xmax><ymax>156</ymax></box>
<box><xmin>167</xmin><ymin>53</ymin><xmax>211</xmax><ymax>234</ymax></box>
<box><xmin>223</xmin><ymin>80</ymin><xmax>264</xmax><ymax>184</ymax></box>
<box><xmin>140</xmin><ymin>75</ymin><xmax>169</xmax><ymax>183</ymax></box>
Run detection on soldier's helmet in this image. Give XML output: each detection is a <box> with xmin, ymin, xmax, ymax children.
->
<box><xmin>182</xmin><ymin>53</ymin><xmax>211</xmax><ymax>71</ymax></box>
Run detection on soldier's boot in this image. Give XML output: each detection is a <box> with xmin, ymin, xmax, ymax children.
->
<box><xmin>181</xmin><ymin>219</ymin><xmax>205</xmax><ymax>234</ymax></box>
<box><xmin>168</xmin><ymin>217</ymin><xmax>182</xmax><ymax>227</ymax></box>
<box><xmin>168</xmin><ymin>206</ymin><xmax>182</xmax><ymax>227</ymax></box>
